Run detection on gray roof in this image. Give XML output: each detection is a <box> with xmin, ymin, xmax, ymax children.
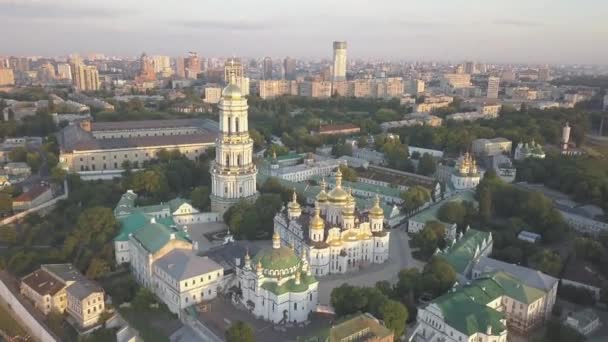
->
<box><xmin>473</xmin><ymin>257</ymin><xmax>558</xmax><ymax>291</ymax></box>
<box><xmin>43</xmin><ymin>264</ymin><xmax>103</xmax><ymax>300</ymax></box>
<box><xmin>91</xmin><ymin>119</ymin><xmax>217</xmax><ymax>132</ymax></box>
<box><xmin>66</xmin><ymin>281</ymin><xmax>103</xmax><ymax>300</ymax></box>
<box><xmin>154</xmin><ymin>249</ymin><xmax>223</xmax><ymax>281</ymax></box>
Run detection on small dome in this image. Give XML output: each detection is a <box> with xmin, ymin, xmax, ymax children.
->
<box><xmin>252</xmin><ymin>246</ymin><xmax>301</xmax><ymax>275</ymax></box>
<box><xmin>288</xmin><ymin>191</ymin><xmax>301</xmax><ymax>210</ymax></box>
<box><xmin>222</xmin><ymin>83</ymin><xmax>242</xmax><ymax>99</ymax></box>
<box><xmin>310</xmin><ymin>204</ymin><xmax>325</xmax><ymax>230</ymax></box>
<box><xmin>369</xmin><ymin>195</ymin><xmax>384</xmax><ymax>217</ymax></box>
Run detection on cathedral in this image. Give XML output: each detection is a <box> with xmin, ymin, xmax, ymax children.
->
<box><xmin>236</xmin><ymin>232</ymin><xmax>319</xmax><ymax>324</ymax></box>
<box><xmin>451</xmin><ymin>152</ymin><xmax>481</xmax><ymax>190</ymax></box>
<box><xmin>210</xmin><ymin>74</ymin><xmax>258</xmax><ymax>214</ymax></box>
<box><xmin>274</xmin><ymin>168</ymin><xmax>390</xmax><ymax>277</ymax></box>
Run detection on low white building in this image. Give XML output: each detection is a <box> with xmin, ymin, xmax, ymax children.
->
<box><xmin>514</xmin><ymin>141</ymin><xmax>546</xmax><ymax>161</ymax></box>
<box><xmin>269</xmin><ymin>153</ymin><xmax>344</xmax><ymax>182</ymax></box>
<box><xmin>472</xmin><ymin>138</ymin><xmax>512</xmax><ymax>157</ymax></box>
<box><xmin>450</xmin><ymin>153</ymin><xmax>481</xmax><ymax>190</ymax></box>
<box><xmin>565</xmin><ymin>309</ymin><xmax>600</xmax><ymax>336</ymax></box>
<box><xmin>409</xmin><ymin>146</ymin><xmax>444</xmax><ymax>158</ymax></box>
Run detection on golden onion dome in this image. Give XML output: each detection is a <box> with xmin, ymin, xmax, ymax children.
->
<box><xmin>287</xmin><ymin>190</ymin><xmax>301</xmax><ymax>210</ymax></box>
<box><xmin>310</xmin><ymin>204</ymin><xmax>325</xmax><ymax>230</ymax></box>
<box><xmin>222</xmin><ymin>83</ymin><xmax>242</xmax><ymax>99</ymax></box>
<box><xmin>328</xmin><ymin>187</ymin><xmax>349</xmax><ymax>203</ymax></box>
<box><xmin>369</xmin><ymin>195</ymin><xmax>384</xmax><ymax>217</ymax></box>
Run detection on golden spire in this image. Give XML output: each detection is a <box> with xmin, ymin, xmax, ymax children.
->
<box><xmin>310</xmin><ymin>201</ymin><xmax>325</xmax><ymax>230</ymax></box>
<box><xmin>272</xmin><ymin>231</ymin><xmax>281</xmax><ymax>249</ymax></box>
<box><xmin>369</xmin><ymin>194</ymin><xmax>384</xmax><ymax>217</ymax></box>
<box><xmin>335</xmin><ymin>168</ymin><xmax>343</xmax><ymax>188</ymax></box>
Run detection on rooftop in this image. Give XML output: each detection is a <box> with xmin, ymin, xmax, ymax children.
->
<box><xmin>131</xmin><ymin>217</ymin><xmax>190</xmax><ymax>253</ymax></box>
<box><xmin>154</xmin><ymin>249</ymin><xmax>222</xmax><ymax>281</ymax></box>
<box><xmin>91</xmin><ymin>118</ymin><xmax>216</xmax><ymax>132</ymax></box>
<box><xmin>327</xmin><ymin>313</ymin><xmax>393</xmax><ymax>342</ymax></box>
<box><xmin>440</xmin><ymin>228</ymin><xmax>491</xmax><ymax>274</ymax></box>
<box><xmin>21</xmin><ymin>269</ymin><xmax>65</xmax><ymax>296</ymax></box>
<box><xmin>14</xmin><ymin>184</ymin><xmax>50</xmax><ymax>202</ymax></box>
<box><xmin>473</xmin><ymin>257</ymin><xmax>558</xmax><ymax>292</ymax></box>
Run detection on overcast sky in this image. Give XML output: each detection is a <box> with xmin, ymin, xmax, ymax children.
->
<box><xmin>1</xmin><ymin>0</ymin><xmax>607</xmax><ymax>64</ymax></box>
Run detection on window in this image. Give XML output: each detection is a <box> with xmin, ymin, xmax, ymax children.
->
<box><xmin>294</xmin><ymin>303</ymin><xmax>297</xmax><ymax>310</ymax></box>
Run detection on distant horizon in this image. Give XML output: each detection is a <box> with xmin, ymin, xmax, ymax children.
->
<box><xmin>1</xmin><ymin>0</ymin><xmax>607</xmax><ymax>65</ymax></box>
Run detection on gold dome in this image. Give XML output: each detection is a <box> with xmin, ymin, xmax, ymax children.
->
<box><xmin>310</xmin><ymin>203</ymin><xmax>325</xmax><ymax>230</ymax></box>
<box><xmin>369</xmin><ymin>195</ymin><xmax>384</xmax><ymax>217</ymax></box>
<box><xmin>222</xmin><ymin>83</ymin><xmax>242</xmax><ymax>99</ymax></box>
<box><xmin>328</xmin><ymin>187</ymin><xmax>349</xmax><ymax>203</ymax></box>
<box><xmin>316</xmin><ymin>178</ymin><xmax>329</xmax><ymax>202</ymax></box>
<box><xmin>288</xmin><ymin>190</ymin><xmax>301</xmax><ymax>210</ymax></box>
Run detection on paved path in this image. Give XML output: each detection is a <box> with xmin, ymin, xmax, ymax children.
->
<box><xmin>317</xmin><ymin>228</ymin><xmax>424</xmax><ymax>304</ymax></box>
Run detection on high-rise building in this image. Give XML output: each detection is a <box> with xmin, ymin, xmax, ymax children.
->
<box><xmin>224</xmin><ymin>58</ymin><xmax>249</xmax><ymax>95</ymax></box>
<box><xmin>464</xmin><ymin>61</ymin><xmax>476</xmax><ymax>74</ymax></box>
<box><xmin>57</xmin><ymin>63</ymin><xmax>72</xmax><ymax>80</ymax></box>
<box><xmin>151</xmin><ymin>55</ymin><xmax>172</xmax><ymax>75</ymax></box>
<box><xmin>137</xmin><ymin>53</ymin><xmax>156</xmax><ymax>82</ymax></box>
<box><xmin>8</xmin><ymin>57</ymin><xmax>29</xmax><ymax>72</ymax></box>
<box><xmin>210</xmin><ymin>73</ymin><xmax>258</xmax><ymax>214</ymax></box>
<box><xmin>175</xmin><ymin>57</ymin><xmax>186</xmax><ymax>79</ymax></box>
<box><xmin>262</xmin><ymin>57</ymin><xmax>272</xmax><ymax>80</ymax></box>
<box><xmin>332</xmin><ymin>41</ymin><xmax>347</xmax><ymax>82</ymax></box>
<box><xmin>283</xmin><ymin>57</ymin><xmax>296</xmax><ymax>80</ymax></box>
<box><xmin>539</xmin><ymin>66</ymin><xmax>551</xmax><ymax>82</ymax></box>
<box><xmin>487</xmin><ymin>76</ymin><xmax>500</xmax><ymax>99</ymax></box>
<box><xmin>38</xmin><ymin>63</ymin><xmax>56</xmax><ymax>83</ymax></box>
<box><xmin>409</xmin><ymin>79</ymin><xmax>425</xmax><ymax>95</ymax></box>
<box><xmin>70</xmin><ymin>58</ymin><xmax>100</xmax><ymax>91</ymax></box>
<box><xmin>185</xmin><ymin>52</ymin><xmax>201</xmax><ymax>79</ymax></box>
<box><xmin>0</xmin><ymin>68</ymin><xmax>15</xmax><ymax>86</ymax></box>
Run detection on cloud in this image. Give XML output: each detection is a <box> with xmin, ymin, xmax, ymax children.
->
<box><xmin>493</xmin><ymin>19</ymin><xmax>543</xmax><ymax>27</ymax></box>
<box><xmin>0</xmin><ymin>1</ymin><xmax>137</xmax><ymax>19</ymax></box>
<box><xmin>178</xmin><ymin>19</ymin><xmax>272</xmax><ymax>31</ymax></box>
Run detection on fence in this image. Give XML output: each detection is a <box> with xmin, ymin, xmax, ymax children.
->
<box><xmin>0</xmin><ymin>180</ymin><xmax>69</xmax><ymax>226</ymax></box>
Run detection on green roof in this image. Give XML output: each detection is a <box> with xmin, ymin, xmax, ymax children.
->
<box><xmin>261</xmin><ymin>273</ymin><xmax>317</xmax><ymax>295</ymax></box>
<box><xmin>435</xmin><ymin>290</ymin><xmax>506</xmax><ymax>336</ymax></box>
<box><xmin>131</xmin><ymin>218</ymin><xmax>190</xmax><ymax>253</ymax></box>
<box><xmin>253</xmin><ymin>246</ymin><xmax>301</xmax><ymax>273</ymax></box>
<box><xmin>114</xmin><ymin>211</ymin><xmax>176</xmax><ymax>242</ymax></box>
<box><xmin>276</xmin><ymin>153</ymin><xmax>305</xmax><ymax>162</ymax></box>
<box><xmin>440</xmin><ymin>229</ymin><xmax>491</xmax><ymax>274</ymax></box>
<box><xmin>489</xmin><ymin>272</ymin><xmax>545</xmax><ymax>304</ymax></box>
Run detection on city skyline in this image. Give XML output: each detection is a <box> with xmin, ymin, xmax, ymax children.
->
<box><xmin>1</xmin><ymin>0</ymin><xmax>607</xmax><ymax>64</ymax></box>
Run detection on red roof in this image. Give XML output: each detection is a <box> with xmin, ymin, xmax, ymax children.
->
<box><xmin>318</xmin><ymin>123</ymin><xmax>360</xmax><ymax>133</ymax></box>
<box><xmin>14</xmin><ymin>184</ymin><xmax>50</xmax><ymax>202</ymax></box>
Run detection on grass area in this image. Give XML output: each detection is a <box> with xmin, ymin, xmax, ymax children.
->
<box><xmin>0</xmin><ymin>303</ymin><xmax>28</xmax><ymax>337</ymax></box>
<box><xmin>119</xmin><ymin>307</ymin><xmax>181</xmax><ymax>342</ymax></box>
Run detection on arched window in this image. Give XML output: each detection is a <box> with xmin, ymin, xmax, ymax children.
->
<box><xmin>227</xmin><ymin>117</ymin><xmax>231</xmax><ymax>133</ymax></box>
<box><xmin>235</xmin><ymin>117</ymin><xmax>240</xmax><ymax>132</ymax></box>
<box><xmin>237</xmin><ymin>154</ymin><xmax>242</xmax><ymax>166</ymax></box>
<box><xmin>225</xmin><ymin>153</ymin><xmax>230</xmax><ymax>166</ymax></box>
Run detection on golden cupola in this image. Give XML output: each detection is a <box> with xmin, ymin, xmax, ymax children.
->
<box><xmin>369</xmin><ymin>195</ymin><xmax>384</xmax><ymax>218</ymax></box>
<box><xmin>310</xmin><ymin>202</ymin><xmax>325</xmax><ymax>231</ymax></box>
<box><xmin>328</xmin><ymin>168</ymin><xmax>349</xmax><ymax>203</ymax></box>
<box><xmin>316</xmin><ymin>178</ymin><xmax>329</xmax><ymax>203</ymax></box>
<box><xmin>287</xmin><ymin>190</ymin><xmax>302</xmax><ymax>219</ymax></box>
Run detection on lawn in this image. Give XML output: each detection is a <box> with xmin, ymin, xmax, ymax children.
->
<box><xmin>0</xmin><ymin>303</ymin><xmax>28</xmax><ymax>337</ymax></box>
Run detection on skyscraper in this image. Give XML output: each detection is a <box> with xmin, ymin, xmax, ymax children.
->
<box><xmin>539</xmin><ymin>66</ymin><xmax>551</xmax><ymax>82</ymax></box>
<box><xmin>175</xmin><ymin>57</ymin><xmax>186</xmax><ymax>79</ymax></box>
<box><xmin>137</xmin><ymin>53</ymin><xmax>156</xmax><ymax>82</ymax></box>
<box><xmin>70</xmin><ymin>58</ymin><xmax>100</xmax><ymax>91</ymax></box>
<box><xmin>464</xmin><ymin>61</ymin><xmax>476</xmax><ymax>74</ymax></box>
<box><xmin>487</xmin><ymin>76</ymin><xmax>500</xmax><ymax>99</ymax></box>
<box><xmin>185</xmin><ymin>52</ymin><xmax>201</xmax><ymax>79</ymax></box>
<box><xmin>283</xmin><ymin>57</ymin><xmax>296</xmax><ymax>80</ymax></box>
<box><xmin>0</xmin><ymin>68</ymin><xmax>15</xmax><ymax>86</ymax></box>
<box><xmin>262</xmin><ymin>57</ymin><xmax>273</xmax><ymax>80</ymax></box>
<box><xmin>332</xmin><ymin>41</ymin><xmax>347</xmax><ymax>82</ymax></box>
<box><xmin>57</xmin><ymin>63</ymin><xmax>72</xmax><ymax>80</ymax></box>
<box><xmin>210</xmin><ymin>72</ymin><xmax>258</xmax><ymax>214</ymax></box>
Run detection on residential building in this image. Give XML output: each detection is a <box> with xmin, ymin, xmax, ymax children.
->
<box><xmin>185</xmin><ymin>52</ymin><xmax>201</xmax><ymax>79</ymax></box>
<box><xmin>209</xmin><ymin>76</ymin><xmax>258</xmax><ymax>214</ymax></box>
<box><xmin>151</xmin><ymin>55</ymin><xmax>172</xmax><ymax>75</ymax></box>
<box><xmin>447</xmin><ymin>111</ymin><xmax>499</xmax><ymax>122</ymax></box>
<box><xmin>21</xmin><ymin>264</ymin><xmax>105</xmax><ymax>329</ymax></box>
<box><xmin>407</xmin><ymin>191</ymin><xmax>476</xmax><ymax>237</ymax></box>
<box><xmin>438</xmin><ymin>228</ymin><xmax>493</xmax><ymax>280</ymax></box>
<box><xmin>475</xmin><ymin>102</ymin><xmax>502</xmax><ymax>116</ymax></box>
<box><xmin>487</xmin><ymin>76</ymin><xmax>500</xmax><ymax>99</ymax></box>
<box><xmin>57</xmin><ymin>63</ymin><xmax>72</xmax><ymax>80</ymax></box>
<box><xmin>380</xmin><ymin>113</ymin><xmax>443</xmax><ymax>131</ymax></box>
<box><xmin>236</xmin><ymin>232</ymin><xmax>318</xmax><ymax>323</ymax></box>
<box><xmin>564</xmin><ymin>309</ymin><xmax>600</xmax><ymax>336</ymax></box>
<box><xmin>358</xmin><ymin>164</ymin><xmax>441</xmax><ymax>198</ymax></box>
<box><xmin>332</xmin><ymin>41</ymin><xmax>347</xmax><ymax>82</ymax></box>
<box><xmin>441</xmin><ymin>73</ymin><xmax>471</xmax><ymax>90</ymax></box>
<box><xmin>472</xmin><ymin>138</ymin><xmax>512</xmax><ymax>157</ymax></box>
<box><xmin>553</xmin><ymin>201</ymin><xmax>608</xmax><ymax>237</ymax></box>
<box><xmin>307</xmin><ymin>313</ymin><xmax>394</xmax><ymax>342</ymax></box>
<box><xmin>57</xmin><ymin>119</ymin><xmax>218</xmax><ymax>172</ymax></box>
<box><xmin>269</xmin><ymin>152</ymin><xmax>344</xmax><ymax>182</ymax></box>
<box><xmin>4</xmin><ymin>162</ymin><xmax>31</xmax><ymax>176</ymax></box>
<box><xmin>0</xmin><ymin>68</ymin><xmax>15</xmax><ymax>86</ymax></box>
<box><xmin>12</xmin><ymin>184</ymin><xmax>53</xmax><ymax>211</ymax></box>
<box><xmin>259</xmin><ymin>80</ymin><xmax>298</xmax><ymax>99</ymax></box>
<box><xmin>262</xmin><ymin>57</ymin><xmax>273</xmax><ymax>80</ymax></box>
<box><xmin>316</xmin><ymin>123</ymin><xmax>360</xmax><ymax>136</ymax></box>
<box><xmin>409</xmin><ymin>79</ymin><xmax>425</xmax><ymax>95</ymax></box>
<box><xmin>274</xmin><ymin>171</ymin><xmax>390</xmax><ymax>277</ymax></box>
<box><xmin>415</xmin><ymin>101</ymin><xmax>452</xmax><ymax>113</ymax></box>
<box><xmin>71</xmin><ymin>59</ymin><xmax>100</xmax><ymax>91</ymax></box>
<box><xmin>283</xmin><ymin>57</ymin><xmax>296</xmax><ymax>80</ymax></box>
<box><xmin>204</xmin><ymin>86</ymin><xmax>222</xmax><ymax>104</ymax></box>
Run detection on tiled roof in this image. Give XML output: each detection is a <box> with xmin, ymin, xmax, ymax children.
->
<box><xmin>14</xmin><ymin>184</ymin><xmax>50</xmax><ymax>202</ymax></box>
<box><xmin>154</xmin><ymin>249</ymin><xmax>222</xmax><ymax>281</ymax></box>
<box><xmin>260</xmin><ymin>273</ymin><xmax>317</xmax><ymax>295</ymax></box>
<box><xmin>473</xmin><ymin>257</ymin><xmax>558</xmax><ymax>292</ymax></box>
<box><xmin>327</xmin><ymin>313</ymin><xmax>393</xmax><ymax>341</ymax></box>
<box><xmin>131</xmin><ymin>218</ymin><xmax>190</xmax><ymax>253</ymax></box>
<box><xmin>21</xmin><ymin>269</ymin><xmax>65</xmax><ymax>296</ymax></box>
<box><xmin>441</xmin><ymin>229</ymin><xmax>491</xmax><ymax>274</ymax></box>
<box><xmin>91</xmin><ymin>118</ymin><xmax>216</xmax><ymax>131</ymax></box>
<box><xmin>434</xmin><ymin>290</ymin><xmax>506</xmax><ymax>336</ymax></box>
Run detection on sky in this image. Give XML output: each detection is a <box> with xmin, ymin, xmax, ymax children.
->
<box><xmin>1</xmin><ymin>0</ymin><xmax>607</xmax><ymax>64</ymax></box>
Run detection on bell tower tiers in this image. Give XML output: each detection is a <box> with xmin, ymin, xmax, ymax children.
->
<box><xmin>210</xmin><ymin>73</ymin><xmax>258</xmax><ymax>214</ymax></box>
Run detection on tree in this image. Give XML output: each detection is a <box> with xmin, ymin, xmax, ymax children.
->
<box><xmin>422</xmin><ymin>257</ymin><xmax>457</xmax><ymax>296</ymax></box>
<box><xmin>226</xmin><ymin>321</ymin><xmax>255</xmax><ymax>342</ymax></box>
<box><xmin>132</xmin><ymin>288</ymin><xmax>156</xmax><ymax>310</ymax></box>
<box><xmin>401</xmin><ymin>186</ymin><xmax>431</xmax><ymax>212</ymax></box>
<box><xmin>332</xmin><ymin>142</ymin><xmax>353</xmax><ymax>157</ymax></box>
<box><xmin>190</xmin><ymin>186</ymin><xmax>210</xmax><ymax>210</ymax></box>
<box><xmin>417</xmin><ymin>153</ymin><xmax>437</xmax><ymax>176</ymax></box>
<box><xmin>50</xmin><ymin>166</ymin><xmax>67</xmax><ymax>184</ymax></box>
<box><xmin>339</xmin><ymin>165</ymin><xmax>358</xmax><ymax>182</ymax></box>
<box><xmin>379</xmin><ymin>300</ymin><xmax>409</xmax><ymax>338</ymax></box>
<box><xmin>8</xmin><ymin>147</ymin><xmax>27</xmax><ymax>162</ymax></box>
<box><xmin>478</xmin><ymin>186</ymin><xmax>492</xmax><ymax>223</ymax></box>
<box><xmin>412</xmin><ymin>221</ymin><xmax>445</xmax><ymax>258</ymax></box>
<box><xmin>25</xmin><ymin>152</ymin><xmax>42</xmax><ymax>172</ymax></box>
<box><xmin>86</xmin><ymin>258</ymin><xmax>110</xmax><ymax>279</ymax></box>
<box><xmin>357</xmin><ymin>136</ymin><xmax>369</xmax><ymax>148</ymax></box>
<box><xmin>437</xmin><ymin>201</ymin><xmax>466</xmax><ymax>226</ymax></box>
<box><xmin>531</xmin><ymin>249</ymin><xmax>562</xmax><ymax>277</ymax></box>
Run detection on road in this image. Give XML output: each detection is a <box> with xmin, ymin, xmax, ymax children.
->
<box><xmin>317</xmin><ymin>228</ymin><xmax>424</xmax><ymax>304</ymax></box>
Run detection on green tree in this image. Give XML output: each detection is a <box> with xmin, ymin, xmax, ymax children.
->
<box><xmin>26</xmin><ymin>152</ymin><xmax>42</xmax><ymax>172</ymax></box>
<box><xmin>379</xmin><ymin>300</ymin><xmax>409</xmax><ymax>338</ymax></box>
<box><xmin>50</xmin><ymin>166</ymin><xmax>67</xmax><ymax>184</ymax></box>
<box><xmin>531</xmin><ymin>249</ymin><xmax>562</xmax><ymax>277</ymax></box>
<box><xmin>437</xmin><ymin>201</ymin><xmax>466</xmax><ymax>226</ymax></box>
<box><xmin>417</xmin><ymin>153</ymin><xmax>437</xmax><ymax>176</ymax></box>
<box><xmin>422</xmin><ymin>257</ymin><xmax>457</xmax><ymax>296</ymax></box>
<box><xmin>8</xmin><ymin>147</ymin><xmax>27</xmax><ymax>162</ymax></box>
<box><xmin>0</xmin><ymin>225</ymin><xmax>17</xmax><ymax>244</ymax></box>
<box><xmin>401</xmin><ymin>186</ymin><xmax>431</xmax><ymax>212</ymax></box>
<box><xmin>190</xmin><ymin>186</ymin><xmax>210</xmax><ymax>210</ymax></box>
<box><xmin>86</xmin><ymin>258</ymin><xmax>110</xmax><ymax>279</ymax></box>
<box><xmin>226</xmin><ymin>321</ymin><xmax>255</xmax><ymax>342</ymax></box>
<box><xmin>132</xmin><ymin>287</ymin><xmax>156</xmax><ymax>310</ymax></box>
<box><xmin>332</xmin><ymin>142</ymin><xmax>353</xmax><ymax>157</ymax></box>
<box><xmin>339</xmin><ymin>165</ymin><xmax>358</xmax><ymax>182</ymax></box>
